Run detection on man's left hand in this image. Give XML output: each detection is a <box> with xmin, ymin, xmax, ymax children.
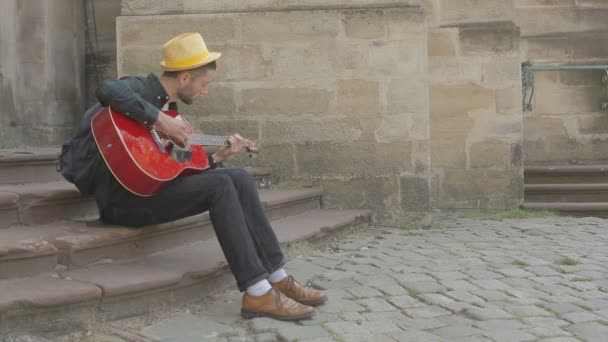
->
<box><xmin>214</xmin><ymin>133</ymin><xmax>245</xmax><ymax>162</ymax></box>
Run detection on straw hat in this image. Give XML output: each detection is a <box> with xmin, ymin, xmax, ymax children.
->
<box><xmin>160</xmin><ymin>33</ymin><xmax>221</xmax><ymax>72</ymax></box>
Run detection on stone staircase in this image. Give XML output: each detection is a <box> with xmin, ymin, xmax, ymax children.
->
<box><xmin>0</xmin><ymin>148</ymin><xmax>371</xmax><ymax>334</ymax></box>
<box><xmin>522</xmin><ymin>165</ymin><xmax>608</xmax><ymax>218</ymax></box>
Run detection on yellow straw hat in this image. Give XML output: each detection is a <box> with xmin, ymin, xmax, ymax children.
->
<box><xmin>160</xmin><ymin>33</ymin><xmax>221</xmax><ymax>72</ymax></box>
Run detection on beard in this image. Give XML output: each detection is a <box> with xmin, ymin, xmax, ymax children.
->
<box><xmin>178</xmin><ymin>91</ymin><xmax>195</xmax><ymax>105</ymax></box>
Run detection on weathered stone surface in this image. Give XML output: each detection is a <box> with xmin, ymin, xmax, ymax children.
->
<box><xmin>387</xmin><ymin>79</ymin><xmax>429</xmax><ymax>114</ymax></box>
<box><xmin>296</xmin><ymin>142</ymin><xmax>412</xmax><ymax>176</ymax></box>
<box><xmin>240</xmin><ymin>11</ymin><xmax>340</xmax><ymax>42</ymax></box>
<box><xmin>118</xmin><ymin>15</ymin><xmax>236</xmax><ymax>46</ymax></box>
<box><xmin>438</xmin><ymin>0</ymin><xmax>516</xmax><ymax>24</ymax></box>
<box><xmin>261</xmin><ymin>117</ymin><xmax>360</xmax><ymax>145</ymax></box>
<box><xmin>337</xmin><ymin>79</ymin><xmax>380</xmax><ymax>115</ymax></box>
<box><xmin>428</xmin><ymin>29</ymin><xmax>459</xmax><ymax>57</ymax></box>
<box><xmin>187</xmin><ymin>84</ymin><xmax>237</xmax><ymax>116</ymax></box>
<box><xmin>431</xmin><ymin>84</ymin><xmax>496</xmax><ymax>117</ymax></box>
<box><xmin>239</xmin><ymin>87</ymin><xmax>332</xmax><ymax>115</ymax></box>
<box><xmin>470</xmin><ymin>139</ymin><xmax>511</xmax><ymax>168</ymax></box>
<box><xmin>431</xmin><ymin>140</ymin><xmax>466</xmax><ymax>168</ymax></box>
<box><xmin>459</xmin><ymin>24</ymin><xmax>520</xmax><ymax>55</ymax></box>
<box><xmin>400</xmin><ymin>176</ymin><xmax>431</xmax><ymax>212</ymax></box>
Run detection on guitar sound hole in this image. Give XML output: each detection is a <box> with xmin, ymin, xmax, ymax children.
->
<box><xmin>167</xmin><ymin>143</ymin><xmax>193</xmax><ymax>163</ymax></box>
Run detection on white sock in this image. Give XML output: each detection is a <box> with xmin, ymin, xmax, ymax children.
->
<box><xmin>268</xmin><ymin>268</ymin><xmax>288</xmax><ymax>283</ymax></box>
<box><xmin>246</xmin><ymin>279</ymin><xmax>272</xmax><ymax>296</ymax></box>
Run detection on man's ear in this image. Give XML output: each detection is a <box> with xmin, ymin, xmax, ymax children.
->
<box><xmin>178</xmin><ymin>71</ymin><xmax>192</xmax><ymax>86</ymax></box>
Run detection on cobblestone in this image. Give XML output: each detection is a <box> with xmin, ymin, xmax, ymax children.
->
<box><xmin>17</xmin><ymin>215</ymin><xmax>608</xmax><ymax>342</ymax></box>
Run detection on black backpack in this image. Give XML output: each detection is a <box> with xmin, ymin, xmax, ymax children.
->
<box><xmin>58</xmin><ymin>103</ymin><xmax>103</xmax><ymax>195</ymax></box>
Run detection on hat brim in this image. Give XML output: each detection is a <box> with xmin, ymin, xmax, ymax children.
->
<box><xmin>160</xmin><ymin>52</ymin><xmax>222</xmax><ymax>72</ymax></box>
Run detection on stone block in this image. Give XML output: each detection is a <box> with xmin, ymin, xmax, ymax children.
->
<box><xmin>319</xmin><ymin>176</ymin><xmax>403</xmax><ymax>225</ymax></box>
<box><xmin>400</xmin><ymin>175</ymin><xmax>431</xmax><ymax>212</ymax></box>
<box><xmin>328</xmin><ymin>40</ymin><xmax>370</xmax><ymax>72</ymax></box>
<box><xmin>470</xmin><ymin>139</ymin><xmax>511</xmax><ymax>168</ymax></box>
<box><xmin>261</xmin><ymin>117</ymin><xmax>361</xmax><ymax>145</ymax></box>
<box><xmin>267</xmin><ymin>42</ymin><xmax>336</xmax><ymax>80</ymax></box>
<box><xmin>559</xmin><ymin>70</ymin><xmax>603</xmax><ymax>86</ymax></box>
<box><xmin>368</xmin><ymin>38</ymin><xmax>425</xmax><ymax>77</ymax></box>
<box><xmin>428</xmin><ymin>29</ymin><xmax>459</xmax><ymax>57</ymax></box>
<box><xmin>211</xmin><ymin>44</ymin><xmax>268</xmax><ymax>81</ymax></box>
<box><xmin>515</xmin><ymin>0</ymin><xmax>575</xmax><ymax>7</ymax></box>
<box><xmin>523</xmin><ymin>36</ymin><xmax>573</xmax><ymax>61</ymax></box>
<box><xmin>337</xmin><ymin>79</ymin><xmax>380</xmax><ymax>115</ymax></box>
<box><xmin>240</xmin><ymin>11</ymin><xmax>340</xmax><ymax>42</ymax></box>
<box><xmin>533</xmin><ymin>84</ymin><xmax>603</xmax><ymax>114</ymax></box>
<box><xmin>296</xmin><ymin>141</ymin><xmax>413</xmax><ymax>176</ymax></box>
<box><xmin>518</xmin><ymin>7</ymin><xmax>608</xmax><ymax>36</ymax></box>
<box><xmin>343</xmin><ymin>10</ymin><xmax>387</xmax><ymax>39</ymax></box>
<box><xmin>119</xmin><ymin>47</ymin><xmax>162</xmax><ymax>76</ymax></box>
<box><xmin>442</xmin><ymin>169</ymin><xmax>516</xmax><ymax>201</ymax></box>
<box><xmin>496</xmin><ymin>86</ymin><xmax>521</xmax><ymax>115</ymax></box>
<box><xmin>431</xmin><ymin>84</ymin><xmax>495</xmax><ymax>117</ymax></box>
<box><xmin>375</xmin><ymin>114</ymin><xmax>428</xmax><ymax>143</ymax></box>
<box><xmin>570</xmin><ymin>33</ymin><xmax>608</xmax><ymax>60</ymax></box>
<box><xmin>121</xmin><ymin>0</ymin><xmax>184</xmax><ymax>15</ymax></box>
<box><xmin>576</xmin><ymin>0</ymin><xmax>608</xmax><ymax>7</ymax></box>
<box><xmin>459</xmin><ymin>24</ymin><xmax>520</xmax><ymax>55</ymax></box>
<box><xmin>431</xmin><ymin>117</ymin><xmax>474</xmax><ymax>140</ymax></box>
<box><xmin>431</xmin><ymin>139</ymin><xmax>466</xmax><ymax>168</ymax></box>
<box><xmin>523</xmin><ymin>116</ymin><xmax>567</xmax><ymax>141</ymax></box>
<box><xmin>438</xmin><ymin>0</ymin><xmax>516</xmax><ymax>24</ymax></box>
<box><xmin>578</xmin><ymin>115</ymin><xmax>608</xmax><ymax>134</ymax></box>
<box><xmin>386</xmin><ymin>8</ymin><xmax>426</xmax><ymax>37</ymax></box>
<box><xmin>482</xmin><ymin>56</ymin><xmax>522</xmax><ymax>86</ymax></box>
<box><xmin>428</xmin><ymin>57</ymin><xmax>483</xmax><ymax>84</ymax></box>
<box><xmin>230</xmin><ymin>144</ymin><xmax>297</xmax><ymax>182</ymax></box>
<box><xmin>17</xmin><ymin>18</ymin><xmax>45</xmax><ymax>64</ymax></box>
<box><xmin>239</xmin><ymin>87</ymin><xmax>332</xmax><ymax>115</ymax></box>
<box><xmin>386</xmin><ymin>79</ymin><xmax>428</xmax><ymax>114</ymax></box>
<box><xmin>186</xmin><ymin>83</ymin><xmax>236</xmax><ymax>116</ymax></box>
<box><xmin>118</xmin><ymin>15</ymin><xmax>236</xmax><ymax>46</ymax></box>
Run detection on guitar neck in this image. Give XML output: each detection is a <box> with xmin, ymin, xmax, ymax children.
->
<box><xmin>189</xmin><ymin>134</ymin><xmax>230</xmax><ymax>147</ymax></box>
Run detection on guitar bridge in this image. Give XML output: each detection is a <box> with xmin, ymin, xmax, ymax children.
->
<box><xmin>149</xmin><ymin>128</ymin><xmax>166</xmax><ymax>153</ymax></box>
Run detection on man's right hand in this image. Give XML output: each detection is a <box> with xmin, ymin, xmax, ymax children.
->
<box><xmin>154</xmin><ymin>111</ymin><xmax>191</xmax><ymax>146</ymax></box>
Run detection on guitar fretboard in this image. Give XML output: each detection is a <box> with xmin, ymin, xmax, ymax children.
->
<box><xmin>189</xmin><ymin>134</ymin><xmax>230</xmax><ymax>146</ymax></box>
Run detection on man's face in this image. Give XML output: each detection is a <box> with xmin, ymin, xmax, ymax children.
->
<box><xmin>177</xmin><ymin>69</ymin><xmax>216</xmax><ymax>105</ymax></box>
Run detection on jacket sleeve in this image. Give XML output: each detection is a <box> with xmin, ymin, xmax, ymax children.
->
<box><xmin>95</xmin><ymin>77</ymin><xmax>160</xmax><ymax>125</ymax></box>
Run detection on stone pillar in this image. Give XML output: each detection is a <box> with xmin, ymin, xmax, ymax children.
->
<box><xmin>425</xmin><ymin>0</ymin><xmax>524</xmax><ymax>209</ymax></box>
<box><xmin>0</xmin><ymin>0</ymin><xmax>85</xmax><ymax>148</ymax></box>
<box><xmin>117</xmin><ymin>1</ymin><xmax>431</xmax><ymax>226</ymax></box>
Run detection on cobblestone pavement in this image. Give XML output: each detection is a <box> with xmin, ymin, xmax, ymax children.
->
<box><xmin>9</xmin><ymin>215</ymin><xmax>608</xmax><ymax>341</ymax></box>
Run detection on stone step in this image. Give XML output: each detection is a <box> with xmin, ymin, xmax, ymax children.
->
<box><xmin>0</xmin><ymin>187</ymin><xmax>322</xmax><ymax>279</ymax></box>
<box><xmin>524</xmin><ymin>183</ymin><xmax>608</xmax><ymax>202</ymax></box>
<box><xmin>521</xmin><ymin>202</ymin><xmax>608</xmax><ymax>218</ymax></box>
<box><xmin>0</xmin><ymin>167</ymin><xmax>274</xmax><ymax>228</ymax></box>
<box><xmin>0</xmin><ymin>148</ymin><xmax>63</xmax><ymax>185</ymax></box>
<box><xmin>0</xmin><ymin>209</ymin><xmax>372</xmax><ymax>334</ymax></box>
<box><xmin>525</xmin><ymin>165</ymin><xmax>608</xmax><ymax>184</ymax></box>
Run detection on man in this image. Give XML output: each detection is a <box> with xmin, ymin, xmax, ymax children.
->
<box><xmin>62</xmin><ymin>33</ymin><xmax>327</xmax><ymax>321</ymax></box>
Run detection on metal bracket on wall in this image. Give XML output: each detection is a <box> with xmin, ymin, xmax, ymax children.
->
<box><xmin>521</xmin><ymin>62</ymin><xmax>608</xmax><ymax>112</ymax></box>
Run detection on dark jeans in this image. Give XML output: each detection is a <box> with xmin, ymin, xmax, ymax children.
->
<box><xmin>99</xmin><ymin>168</ymin><xmax>285</xmax><ymax>292</ymax></box>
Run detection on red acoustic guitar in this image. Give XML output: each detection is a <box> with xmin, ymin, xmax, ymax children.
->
<box><xmin>91</xmin><ymin>106</ymin><xmax>256</xmax><ymax>196</ymax></box>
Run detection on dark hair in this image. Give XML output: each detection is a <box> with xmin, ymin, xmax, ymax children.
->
<box><xmin>162</xmin><ymin>61</ymin><xmax>217</xmax><ymax>78</ymax></box>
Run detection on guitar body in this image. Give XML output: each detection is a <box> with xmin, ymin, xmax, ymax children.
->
<box><xmin>91</xmin><ymin>107</ymin><xmax>209</xmax><ymax>196</ymax></box>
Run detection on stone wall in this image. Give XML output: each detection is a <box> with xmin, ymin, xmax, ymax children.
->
<box><xmin>424</xmin><ymin>0</ymin><xmax>524</xmax><ymax>209</ymax></box>
<box><xmin>0</xmin><ymin>0</ymin><xmax>85</xmax><ymax>148</ymax></box>
<box><xmin>117</xmin><ymin>1</ymin><xmax>431</xmax><ymax>226</ymax></box>
<box><xmin>85</xmin><ymin>0</ymin><xmax>121</xmax><ymax>106</ymax></box>
<box><xmin>518</xmin><ymin>0</ymin><xmax>608</xmax><ymax>165</ymax></box>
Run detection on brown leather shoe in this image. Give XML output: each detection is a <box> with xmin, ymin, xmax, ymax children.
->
<box><xmin>241</xmin><ymin>288</ymin><xmax>314</xmax><ymax>321</ymax></box>
<box><xmin>272</xmin><ymin>275</ymin><xmax>328</xmax><ymax>306</ymax></box>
